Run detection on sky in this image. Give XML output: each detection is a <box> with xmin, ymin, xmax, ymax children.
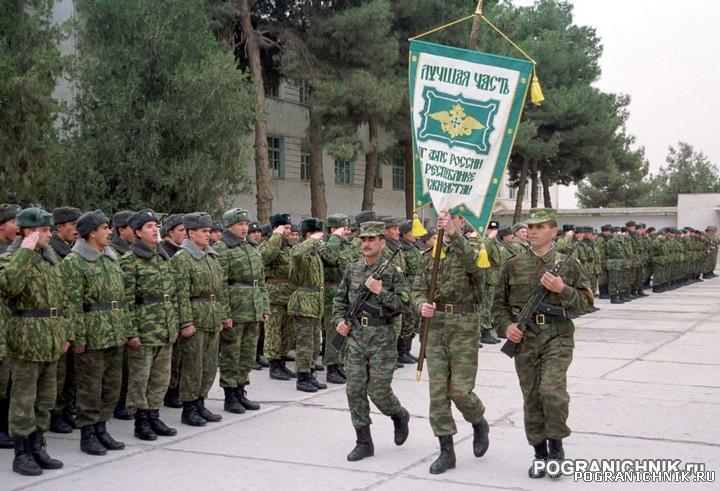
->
<box><xmin>514</xmin><ymin>0</ymin><xmax>720</xmax><ymax>208</ymax></box>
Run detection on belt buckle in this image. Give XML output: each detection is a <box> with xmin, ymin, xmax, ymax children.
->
<box><xmin>253</xmin><ymin>279</ymin><xmax>259</xmax><ymax>287</ymax></box>
<box><xmin>163</xmin><ymin>294</ymin><xmax>171</xmax><ymax>304</ymax></box>
<box><xmin>210</xmin><ymin>294</ymin><xmax>217</xmax><ymax>302</ymax></box>
<box><xmin>111</xmin><ymin>301</ymin><xmax>120</xmax><ymax>311</ymax></box>
<box><xmin>536</xmin><ymin>313</ymin><xmax>545</xmax><ymax>325</ymax></box>
<box><xmin>49</xmin><ymin>308</ymin><xmax>58</xmax><ymax>319</ymax></box>
<box><xmin>361</xmin><ymin>316</ymin><xmax>369</xmax><ymax>327</ymax></box>
<box><xmin>444</xmin><ymin>304</ymin><xmax>454</xmax><ymax>314</ymax></box>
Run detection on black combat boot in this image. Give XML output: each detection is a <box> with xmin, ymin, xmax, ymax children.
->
<box><xmin>347</xmin><ymin>425</ymin><xmax>374</xmax><ymax>462</ymax></box>
<box><xmin>528</xmin><ymin>440</ymin><xmax>549</xmax><ymax>478</ymax></box>
<box><xmin>598</xmin><ymin>284</ymin><xmax>610</xmax><ymax>299</ymax></box>
<box><xmin>635</xmin><ymin>289</ymin><xmax>648</xmax><ymax>297</ymax></box>
<box><xmin>326</xmin><ymin>364</ymin><xmax>346</xmax><ymax>385</ymax></box>
<box><xmin>405</xmin><ymin>338</ymin><xmax>418</xmax><ymax>362</ymax></box>
<box><xmin>429</xmin><ymin>435</ymin><xmax>456</xmax><ymax>474</ymax></box>
<box><xmin>337</xmin><ymin>365</ymin><xmax>347</xmax><ymax>380</ymax></box>
<box><xmin>269</xmin><ymin>359</ymin><xmax>291</xmax><ymax>380</ymax></box>
<box><xmin>94</xmin><ymin>421</ymin><xmax>125</xmax><ymax>450</ymax></box>
<box><xmin>281</xmin><ymin>359</ymin><xmax>297</xmax><ymax>378</ymax></box>
<box><xmin>314</xmin><ymin>362</ymin><xmax>325</xmax><ymax>372</ymax></box>
<box><xmin>472</xmin><ymin>417</ymin><xmax>490</xmax><ymax>457</ymax></box>
<box><xmin>148</xmin><ymin>410</ymin><xmax>177</xmax><ymax>436</ymax></box>
<box><xmin>621</xmin><ymin>291</ymin><xmax>633</xmax><ymax>301</ymax></box>
<box><xmin>391</xmin><ymin>407</ymin><xmax>410</xmax><ymax>446</ymax></box>
<box><xmin>548</xmin><ymin>438</ymin><xmax>565</xmax><ymax>479</ymax></box>
<box><xmin>480</xmin><ymin>330</ymin><xmax>501</xmax><ymax>345</ymax></box>
<box><xmin>28</xmin><ymin>430</ymin><xmax>63</xmax><ymax>469</ymax></box>
<box><xmin>397</xmin><ymin>339</ymin><xmax>416</xmax><ymax>364</ymax></box>
<box><xmin>80</xmin><ymin>425</ymin><xmax>107</xmax><ymax>456</ymax></box>
<box><xmin>13</xmin><ymin>437</ymin><xmax>42</xmax><ymax>476</ymax></box>
<box><xmin>610</xmin><ymin>294</ymin><xmax>623</xmax><ymax>304</ymax></box>
<box><xmin>113</xmin><ymin>401</ymin><xmax>132</xmax><ymax>420</ymax></box>
<box><xmin>236</xmin><ymin>385</ymin><xmax>260</xmax><ymax>411</ymax></box>
<box><xmin>49</xmin><ymin>412</ymin><xmax>73</xmax><ymax>434</ymax></box>
<box><xmin>1</xmin><ymin>398</ymin><xmax>16</xmax><ymax>447</ymax></box>
<box><xmin>223</xmin><ymin>387</ymin><xmax>245</xmax><ymax>414</ymax></box>
<box><xmin>133</xmin><ymin>410</ymin><xmax>157</xmax><ymax>441</ymax></box>
<box><xmin>163</xmin><ymin>386</ymin><xmax>183</xmax><ymax>408</ymax></box>
<box><xmin>296</xmin><ymin>372</ymin><xmax>318</xmax><ymax>393</ymax></box>
<box><xmin>181</xmin><ymin>400</ymin><xmax>206</xmax><ymax>427</ymax></box>
<box><xmin>256</xmin><ymin>355</ymin><xmax>269</xmax><ymax>368</ymax></box>
<box><xmin>309</xmin><ymin>370</ymin><xmax>327</xmax><ymax>390</ymax></box>
<box><xmin>197</xmin><ymin>398</ymin><xmax>222</xmax><ymax>422</ymax></box>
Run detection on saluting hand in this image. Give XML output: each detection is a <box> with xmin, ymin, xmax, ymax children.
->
<box><xmin>21</xmin><ymin>231</ymin><xmax>40</xmax><ymax>250</ymax></box>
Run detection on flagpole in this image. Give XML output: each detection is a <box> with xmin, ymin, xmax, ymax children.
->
<box><xmin>469</xmin><ymin>1</ymin><xmax>483</xmax><ymax>50</ymax></box>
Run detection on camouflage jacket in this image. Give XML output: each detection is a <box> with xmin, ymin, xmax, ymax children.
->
<box><xmin>399</xmin><ymin>238</ymin><xmax>422</xmax><ymax>285</ymax></box>
<box><xmin>287</xmin><ymin>238</ymin><xmax>325</xmax><ymax>319</ymax></box>
<box><xmin>383</xmin><ymin>238</ymin><xmax>408</xmax><ymax>273</ymax></box>
<box><xmin>171</xmin><ymin>239</ymin><xmax>226</xmax><ymax>332</ymax></box>
<box><xmin>332</xmin><ymin>255</ymin><xmax>410</xmax><ymax>326</ymax></box>
<box><xmin>121</xmin><ymin>241</ymin><xmax>178</xmax><ymax>345</ymax></box>
<box><xmin>413</xmin><ymin>233</ymin><xmax>486</xmax><ymax>309</ymax></box>
<box><xmin>492</xmin><ymin>245</ymin><xmax>593</xmax><ymax>336</ymax></box>
<box><xmin>320</xmin><ymin>235</ymin><xmax>352</xmax><ymax>301</ymax></box>
<box><xmin>215</xmin><ymin>230</ymin><xmax>269</xmax><ymax>322</ymax></box>
<box><xmin>259</xmin><ymin>232</ymin><xmax>294</xmax><ymax>305</ymax></box>
<box><xmin>0</xmin><ymin>242</ymin><xmax>70</xmax><ymax>362</ymax></box>
<box><xmin>606</xmin><ymin>235</ymin><xmax>629</xmax><ymax>270</ymax></box>
<box><xmin>63</xmin><ymin>239</ymin><xmax>129</xmax><ymax>351</ymax></box>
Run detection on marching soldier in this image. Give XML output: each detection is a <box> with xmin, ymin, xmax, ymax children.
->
<box><xmin>415</xmin><ymin>211</ymin><xmax>490</xmax><ymax>475</ymax></box>
<box><xmin>121</xmin><ymin>210</ymin><xmax>178</xmax><ymax>440</ymax></box>
<box><xmin>492</xmin><ymin>208</ymin><xmax>593</xmax><ymax>478</ymax></box>
<box><xmin>398</xmin><ymin>220</ymin><xmax>421</xmax><ymax>362</ymax></box>
<box><xmin>0</xmin><ymin>208</ymin><xmax>68</xmax><ymax>475</ymax></box>
<box><xmin>333</xmin><ymin>221</ymin><xmax>410</xmax><ymax>462</ymax></box>
<box><xmin>171</xmin><ymin>212</ymin><xmax>228</xmax><ymax>426</ymax></box>
<box><xmin>215</xmin><ymin>208</ymin><xmax>268</xmax><ymax>413</ymax></box>
<box><xmin>63</xmin><ymin>210</ymin><xmax>129</xmax><ymax>456</ymax></box>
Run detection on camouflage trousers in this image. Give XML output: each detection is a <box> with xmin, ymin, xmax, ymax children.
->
<box><xmin>478</xmin><ymin>282</ymin><xmax>496</xmax><ymax>334</ymax></box>
<box><xmin>127</xmin><ymin>344</ymin><xmax>172</xmax><ymax>411</ymax></box>
<box><xmin>427</xmin><ymin>312</ymin><xmax>486</xmax><ymax>436</ymax></box>
<box><xmin>514</xmin><ymin>322</ymin><xmax>574</xmax><ymax>445</ymax></box>
<box><xmin>117</xmin><ymin>349</ymin><xmax>129</xmax><ymax>409</ymax></box>
<box><xmin>179</xmin><ymin>329</ymin><xmax>219</xmax><ymax>401</ymax></box>
<box><xmin>345</xmin><ymin>323</ymin><xmax>402</xmax><ymax>428</ymax></box>
<box><xmin>265</xmin><ymin>304</ymin><xmax>294</xmax><ymax>361</ymax></box>
<box><xmin>400</xmin><ymin>310</ymin><xmax>418</xmax><ymax>340</ymax></box>
<box><xmin>0</xmin><ymin>358</ymin><xmax>9</xmax><ymax>400</ymax></box>
<box><xmin>53</xmin><ymin>351</ymin><xmax>76</xmax><ymax>415</ymax></box>
<box><xmin>8</xmin><ymin>358</ymin><xmax>57</xmax><ymax>437</ymax></box>
<box><xmin>168</xmin><ymin>340</ymin><xmax>182</xmax><ymax>390</ymax></box>
<box><xmin>608</xmin><ymin>268</ymin><xmax>623</xmax><ymax>296</ymax></box>
<box><xmin>219</xmin><ymin>321</ymin><xmax>259</xmax><ymax>388</ymax></box>
<box><xmin>292</xmin><ymin>316</ymin><xmax>321</xmax><ymax>373</ymax></box>
<box><xmin>75</xmin><ymin>346</ymin><xmax>124</xmax><ymax>428</ymax></box>
<box><xmin>323</xmin><ymin>296</ymin><xmax>345</xmax><ymax>366</ymax></box>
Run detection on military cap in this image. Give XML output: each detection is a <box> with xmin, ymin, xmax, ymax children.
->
<box><xmin>625</xmin><ymin>220</ymin><xmax>637</xmax><ymax>228</ymax></box>
<box><xmin>382</xmin><ymin>217</ymin><xmax>404</xmax><ymax>228</ymax></box>
<box><xmin>358</xmin><ymin>221</ymin><xmax>385</xmax><ymax>238</ymax></box>
<box><xmin>128</xmin><ymin>209</ymin><xmax>159</xmax><ymax>231</ymax></box>
<box><xmin>562</xmin><ymin>224</ymin><xmax>575</xmax><ymax>232</ymax></box>
<box><xmin>300</xmin><ymin>217</ymin><xmax>323</xmax><ymax>234</ymax></box>
<box><xmin>77</xmin><ymin>210</ymin><xmax>110</xmax><ymax>237</ymax></box>
<box><xmin>112</xmin><ymin>210</ymin><xmax>134</xmax><ymax>229</ymax></box>
<box><xmin>222</xmin><ymin>208</ymin><xmax>251</xmax><ymax>227</ymax></box>
<box><xmin>576</xmin><ymin>226</ymin><xmax>591</xmax><ymax>233</ymax></box>
<box><xmin>621</xmin><ymin>226</ymin><xmax>628</xmax><ymax>232</ymax></box>
<box><xmin>161</xmin><ymin>214</ymin><xmax>184</xmax><ymax>236</ymax></box>
<box><xmin>326</xmin><ymin>213</ymin><xmax>349</xmax><ymax>229</ymax></box>
<box><xmin>290</xmin><ymin>224</ymin><xmax>300</xmax><ymax>234</ymax></box>
<box><xmin>497</xmin><ymin>227</ymin><xmax>513</xmax><ymax>239</ymax></box>
<box><xmin>0</xmin><ymin>204</ymin><xmax>21</xmax><ymax>225</ymax></box>
<box><xmin>261</xmin><ymin>224</ymin><xmax>272</xmax><ymax>237</ymax></box>
<box><xmin>269</xmin><ymin>213</ymin><xmax>291</xmax><ymax>228</ymax></box>
<box><xmin>211</xmin><ymin>222</ymin><xmax>223</xmax><ymax>232</ymax></box>
<box><xmin>512</xmin><ymin>222</ymin><xmax>528</xmax><ymax>233</ymax></box>
<box><xmin>248</xmin><ymin>221</ymin><xmax>261</xmax><ymax>233</ymax></box>
<box><xmin>612</xmin><ymin>226</ymin><xmax>622</xmax><ymax>232</ymax></box>
<box><xmin>52</xmin><ymin>207</ymin><xmax>81</xmax><ymax>225</ymax></box>
<box><xmin>16</xmin><ymin>207</ymin><xmax>53</xmax><ymax>228</ymax></box>
<box><xmin>488</xmin><ymin>220</ymin><xmax>499</xmax><ymax>230</ymax></box>
<box><xmin>638</xmin><ymin>223</ymin><xmax>647</xmax><ymax>229</ymax></box>
<box><xmin>399</xmin><ymin>220</ymin><xmax>413</xmax><ymax>235</ymax></box>
<box><xmin>183</xmin><ymin>212</ymin><xmax>212</xmax><ymax>230</ymax></box>
<box><xmin>526</xmin><ymin>208</ymin><xmax>557</xmax><ymax>225</ymax></box>
<box><xmin>601</xmin><ymin>224</ymin><xmax>612</xmax><ymax>232</ymax></box>
<box><xmin>355</xmin><ymin>210</ymin><xmax>376</xmax><ymax>227</ymax></box>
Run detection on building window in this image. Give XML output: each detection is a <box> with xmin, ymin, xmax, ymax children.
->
<box><xmin>374</xmin><ymin>160</ymin><xmax>383</xmax><ymax>188</ymax></box>
<box><xmin>334</xmin><ymin>159</ymin><xmax>354</xmax><ymax>185</ymax></box>
<box><xmin>268</xmin><ymin>135</ymin><xmax>284</xmax><ymax>178</ymax></box>
<box><xmin>297</xmin><ymin>81</ymin><xmax>310</xmax><ymax>105</ymax></box>
<box><xmin>508</xmin><ymin>185</ymin><xmax>517</xmax><ymax>200</ymax></box>
<box><xmin>265</xmin><ymin>78</ymin><xmax>280</xmax><ymax>98</ymax></box>
<box><xmin>300</xmin><ymin>143</ymin><xmax>310</xmax><ymax>181</ymax></box>
<box><xmin>392</xmin><ymin>162</ymin><xmax>406</xmax><ymax>191</ymax></box>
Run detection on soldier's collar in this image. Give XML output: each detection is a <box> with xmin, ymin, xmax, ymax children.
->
<box><xmin>220</xmin><ymin>229</ymin><xmax>243</xmax><ymax>248</ymax></box>
<box><xmin>49</xmin><ymin>231</ymin><xmax>73</xmax><ymax>257</ymax></box>
<box><xmin>111</xmin><ymin>234</ymin><xmax>131</xmax><ymax>254</ymax></box>
<box><xmin>130</xmin><ymin>239</ymin><xmax>167</xmax><ymax>260</ymax></box>
<box><xmin>72</xmin><ymin>238</ymin><xmax>119</xmax><ymax>262</ymax></box>
<box><xmin>181</xmin><ymin>238</ymin><xmax>218</xmax><ymax>259</ymax></box>
<box><xmin>7</xmin><ymin>236</ymin><xmax>58</xmax><ymax>265</ymax></box>
<box><xmin>530</xmin><ymin>243</ymin><xmax>556</xmax><ymax>258</ymax></box>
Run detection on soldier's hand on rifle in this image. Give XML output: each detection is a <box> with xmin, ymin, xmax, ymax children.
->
<box><xmin>225</xmin><ymin>318</ymin><xmax>233</xmax><ymax>329</ymax></box>
<box><xmin>180</xmin><ymin>324</ymin><xmax>196</xmax><ymax>338</ymax></box>
<box><xmin>126</xmin><ymin>337</ymin><xmax>141</xmax><ymax>348</ymax></box>
<box><xmin>437</xmin><ymin>211</ymin><xmax>456</xmax><ymax>237</ymax></box>
<box><xmin>540</xmin><ymin>272</ymin><xmax>566</xmax><ymax>293</ymax></box>
<box><xmin>506</xmin><ymin>323</ymin><xmax>524</xmax><ymax>343</ymax></box>
<box><xmin>336</xmin><ymin>321</ymin><xmax>350</xmax><ymax>337</ymax></box>
<box><xmin>420</xmin><ymin>302</ymin><xmax>436</xmax><ymax>318</ymax></box>
<box><xmin>365</xmin><ymin>276</ymin><xmax>382</xmax><ymax>294</ymax></box>
<box><xmin>21</xmin><ymin>231</ymin><xmax>39</xmax><ymax>250</ymax></box>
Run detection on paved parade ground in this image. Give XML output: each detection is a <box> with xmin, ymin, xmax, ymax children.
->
<box><xmin>3</xmin><ymin>279</ymin><xmax>719</xmax><ymax>490</ymax></box>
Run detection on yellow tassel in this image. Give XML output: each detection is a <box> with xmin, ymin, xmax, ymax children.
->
<box><xmin>476</xmin><ymin>243</ymin><xmax>491</xmax><ymax>268</ymax></box>
<box><xmin>530</xmin><ymin>73</ymin><xmax>544</xmax><ymax>106</ymax></box>
<box><xmin>412</xmin><ymin>216</ymin><xmax>428</xmax><ymax>237</ymax></box>
<box><xmin>432</xmin><ymin>240</ymin><xmax>446</xmax><ymax>260</ymax></box>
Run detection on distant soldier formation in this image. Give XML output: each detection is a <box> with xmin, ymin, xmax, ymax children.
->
<box><xmin>0</xmin><ymin>202</ymin><xmax>717</xmax><ymax>477</ymax></box>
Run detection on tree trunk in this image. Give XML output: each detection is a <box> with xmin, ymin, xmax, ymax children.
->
<box><xmin>361</xmin><ymin>119</ymin><xmax>378</xmax><ymax>211</ymax></box>
<box><xmin>541</xmin><ymin>171</ymin><xmax>552</xmax><ymax>208</ymax></box>
<box><xmin>530</xmin><ymin>160</ymin><xmax>538</xmax><ymax>208</ymax></box>
<box><xmin>513</xmin><ymin>157</ymin><xmax>528</xmax><ymax>224</ymax></box>
<box><xmin>403</xmin><ymin>138</ymin><xmax>414</xmax><ymax>218</ymax></box>
<box><xmin>239</xmin><ymin>0</ymin><xmax>272</xmax><ymax>223</ymax></box>
<box><xmin>308</xmin><ymin>108</ymin><xmax>327</xmax><ymax>218</ymax></box>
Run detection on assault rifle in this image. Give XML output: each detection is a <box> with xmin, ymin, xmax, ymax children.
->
<box><xmin>330</xmin><ymin>249</ymin><xmax>400</xmax><ymax>350</ymax></box>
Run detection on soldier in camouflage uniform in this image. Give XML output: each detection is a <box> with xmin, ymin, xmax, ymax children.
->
<box><xmin>493</xmin><ymin>208</ymin><xmax>593</xmax><ymax>479</ymax></box>
<box><xmin>415</xmin><ymin>211</ymin><xmax>490</xmax><ymax>475</ymax></box>
<box><xmin>398</xmin><ymin>220</ymin><xmax>422</xmax><ymax>361</ymax></box>
<box><xmin>0</xmin><ymin>208</ymin><xmax>68</xmax><ymax>475</ymax></box>
<box><xmin>333</xmin><ymin>221</ymin><xmax>410</xmax><ymax>462</ymax></box>
<box><xmin>171</xmin><ymin>212</ymin><xmax>228</xmax><ymax>426</ymax></box>
<box><xmin>259</xmin><ymin>213</ymin><xmax>297</xmax><ymax>381</ymax></box>
<box><xmin>703</xmin><ymin>226</ymin><xmax>718</xmax><ymax>278</ymax></box>
<box><xmin>63</xmin><ymin>210</ymin><xmax>129</xmax><ymax>456</ymax></box>
<box><xmin>652</xmin><ymin>229</ymin><xmax>670</xmax><ymax>292</ymax></box>
<box><xmin>473</xmin><ymin>223</ymin><xmax>502</xmax><ymax>345</ymax></box>
<box><xmin>0</xmin><ymin>203</ymin><xmax>21</xmax><ymax>450</ymax></box>
<box><xmin>346</xmin><ymin>211</ymin><xmax>377</xmax><ymax>263</ymax></box>
<box><xmin>596</xmin><ymin>225</ymin><xmax>612</xmax><ymax>299</ymax></box>
<box><xmin>121</xmin><ymin>210</ymin><xmax>178</xmax><ymax>441</ymax></box>
<box><xmin>248</xmin><ymin>220</ymin><xmax>270</xmax><ymax>370</ymax></box>
<box><xmin>215</xmin><ymin>208</ymin><xmax>269</xmax><ymax>413</ymax></box>
<box><xmin>511</xmin><ymin>223</ymin><xmax>531</xmax><ymax>254</ymax></box>
<box><xmin>47</xmin><ymin>207</ymin><xmax>82</xmax><ymax>434</ymax></box>
<box><xmin>626</xmin><ymin>221</ymin><xmax>649</xmax><ymax>298</ymax></box>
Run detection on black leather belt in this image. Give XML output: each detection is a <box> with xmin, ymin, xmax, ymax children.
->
<box><xmin>532</xmin><ymin>313</ymin><xmax>565</xmax><ymax>325</ymax></box>
<box><xmin>12</xmin><ymin>308</ymin><xmax>64</xmax><ymax>318</ymax></box>
<box><xmin>228</xmin><ymin>279</ymin><xmax>260</xmax><ymax>287</ymax></box>
<box><xmin>191</xmin><ymin>294</ymin><xmax>218</xmax><ymax>302</ymax></box>
<box><xmin>84</xmin><ymin>301</ymin><xmax>123</xmax><ymax>312</ymax></box>
<box><xmin>436</xmin><ymin>303</ymin><xmax>477</xmax><ymax>315</ymax></box>
<box><xmin>136</xmin><ymin>294</ymin><xmax>172</xmax><ymax>305</ymax></box>
<box><xmin>359</xmin><ymin>315</ymin><xmax>394</xmax><ymax>327</ymax></box>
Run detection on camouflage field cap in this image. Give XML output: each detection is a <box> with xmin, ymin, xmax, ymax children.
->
<box><xmin>358</xmin><ymin>221</ymin><xmax>385</xmax><ymax>238</ymax></box>
<box><xmin>16</xmin><ymin>207</ymin><xmax>53</xmax><ymax>228</ymax></box>
<box><xmin>525</xmin><ymin>208</ymin><xmax>558</xmax><ymax>225</ymax></box>
<box><xmin>223</xmin><ymin>208</ymin><xmax>251</xmax><ymax>227</ymax></box>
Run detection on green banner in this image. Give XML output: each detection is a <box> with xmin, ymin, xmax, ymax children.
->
<box><xmin>409</xmin><ymin>40</ymin><xmax>533</xmax><ymax>233</ymax></box>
